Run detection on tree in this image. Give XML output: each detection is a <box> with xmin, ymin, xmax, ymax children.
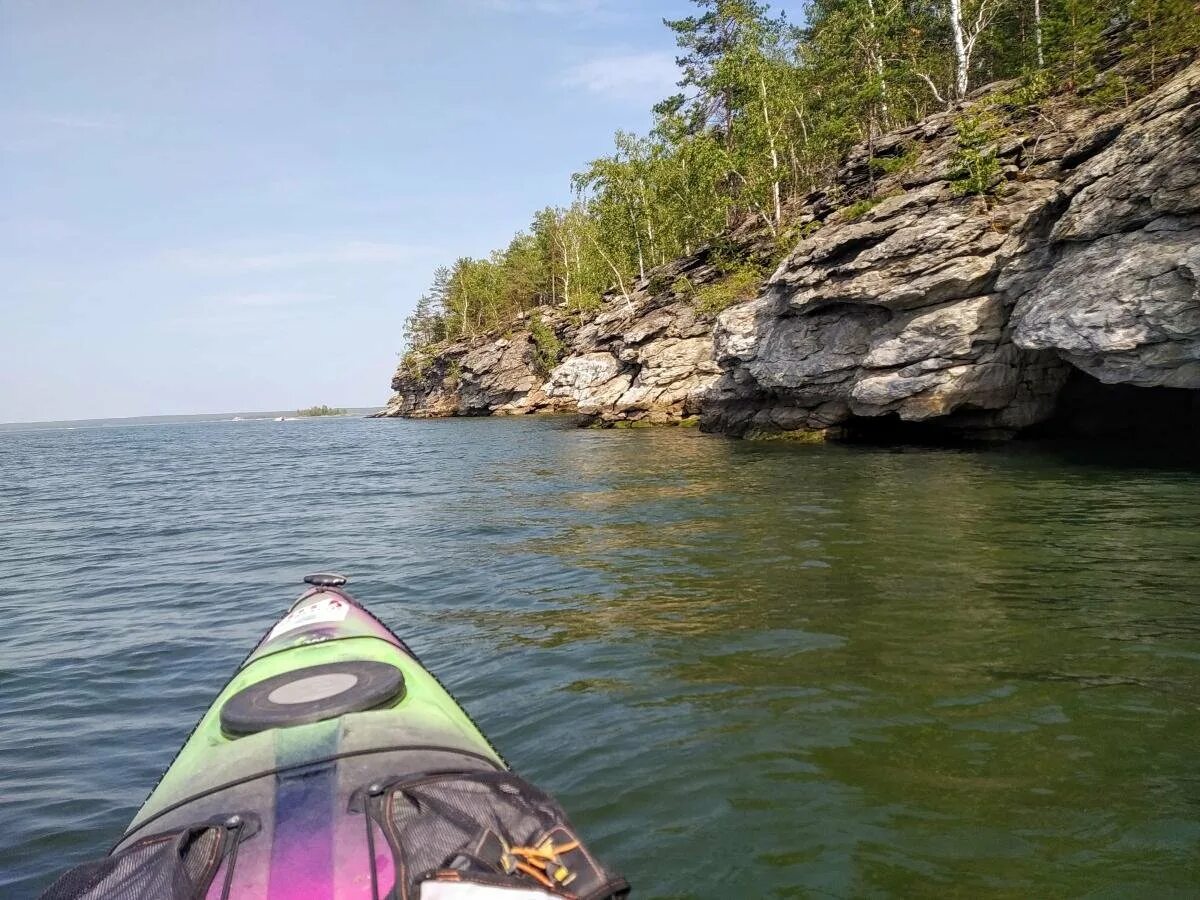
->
<box><xmin>1034</xmin><ymin>0</ymin><xmax>1044</xmax><ymax>67</ymax></box>
<box><xmin>1127</xmin><ymin>0</ymin><xmax>1200</xmax><ymax>82</ymax></box>
<box><xmin>665</xmin><ymin>0</ymin><xmax>773</xmax><ymax>145</ymax></box>
<box><xmin>664</xmin><ymin>0</ymin><xmax>804</xmax><ymax>229</ymax></box>
<box><xmin>1041</xmin><ymin>0</ymin><xmax>1111</xmax><ymax>88</ymax></box>
<box><xmin>949</xmin><ymin>0</ymin><xmax>1008</xmax><ymax>98</ymax></box>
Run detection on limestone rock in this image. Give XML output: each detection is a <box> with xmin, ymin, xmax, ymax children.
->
<box><xmin>544</xmin><ymin>353</ymin><xmax>632</xmax><ymax>413</ymax></box>
<box><xmin>704</xmin><ymin>61</ymin><xmax>1199</xmax><ymax>437</ymax></box>
<box><xmin>1012</xmin><ymin>223</ymin><xmax>1200</xmax><ymax>387</ymax></box>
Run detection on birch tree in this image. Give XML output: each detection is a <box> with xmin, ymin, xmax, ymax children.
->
<box><xmin>949</xmin><ymin>0</ymin><xmax>1006</xmax><ymax>98</ymax></box>
<box><xmin>1033</xmin><ymin>0</ymin><xmax>1044</xmax><ymax>67</ymax></box>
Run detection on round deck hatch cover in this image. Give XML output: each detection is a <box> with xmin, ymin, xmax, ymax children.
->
<box><xmin>220</xmin><ymin>660</ymin><xmax>405</xmax><ymax>736</ymax></box>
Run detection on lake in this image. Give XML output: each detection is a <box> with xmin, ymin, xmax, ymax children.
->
<box><xmin>2</xmin><ymin>415</ymin><xmax>1198</xmax><ymax>897</ymax></box>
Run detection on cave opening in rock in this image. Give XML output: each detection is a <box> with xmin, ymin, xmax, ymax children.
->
<box><xmin>1027</xmin><ymin>369</ymin><xmax>1200</xmax><ymax>448</ymax></box>
<box><xmin>839</xmin><ymin>413</ymin><xmax>978</xmax><ymax>447</ymax></box>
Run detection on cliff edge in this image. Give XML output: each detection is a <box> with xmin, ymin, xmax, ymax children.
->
<box><xmin>380</xmin><ymin>61</ymin><xmax>1200</xmax><ymax>442</ymax></box>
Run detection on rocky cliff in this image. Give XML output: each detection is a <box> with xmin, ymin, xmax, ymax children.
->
<box><xmin>380</xmin><ymin>61</ymin><xmax>1200</xmax><ymax>442</ymax></box>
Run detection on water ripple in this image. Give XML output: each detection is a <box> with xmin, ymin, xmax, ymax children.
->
<box><xmin>2</xmin><ymin>417</ymin><xmax>1199</xmax><ymax>897</ymax></box>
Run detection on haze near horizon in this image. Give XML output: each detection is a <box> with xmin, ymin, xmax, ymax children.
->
<box><xmin>3</xmin><ymin>0</ymin><xmax>796</xmax><ymax>423</ymax></box>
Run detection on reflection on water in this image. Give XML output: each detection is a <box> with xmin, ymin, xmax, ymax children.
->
<box><xmin>1</xmin><ymin>417</ymin><xmax>1199</xmax><ymax>897</ymax></box>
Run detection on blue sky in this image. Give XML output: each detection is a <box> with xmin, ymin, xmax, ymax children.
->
<box><xmin>1</xmin><ymin>0</ymin><xmax>799</xmax><ymax>422</ymax></box>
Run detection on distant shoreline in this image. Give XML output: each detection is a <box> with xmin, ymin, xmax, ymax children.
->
<box><xmin>0</xmin><ymin>408</ymin><xmax>383</xmax><ymax>432</ymax></box>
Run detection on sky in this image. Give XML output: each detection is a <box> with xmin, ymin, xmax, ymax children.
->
<box><xmin>2</xmin><ymin>0</ymin><xmax>806</xmax><ymax>423</ymax></box>
<box><xmin>2</xmin><ymin>1</ymin><xmax>702</xmax><ymax>421</ymax></box>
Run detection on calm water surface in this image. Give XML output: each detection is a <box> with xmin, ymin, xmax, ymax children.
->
<box><xmin>2</xmin><ymin>417</ymin><xmax>1199</xmax><ymax>897</ymax></box>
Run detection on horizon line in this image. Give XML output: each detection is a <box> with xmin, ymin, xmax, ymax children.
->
<box><xmin>0</xmin><ymin>405</ymin><xmax>384</xmax><ymax>427</ymax></box>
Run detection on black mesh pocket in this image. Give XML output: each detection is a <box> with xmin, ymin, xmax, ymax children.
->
<box><xmin>39</xmin><ymin>817</ymin><xmax>251</xmax><ymax>900</ymax></box>
<box><xmin>361</xmin><ymin>771</ymin><xmax>628</xmax><ymax>900</ymax></box>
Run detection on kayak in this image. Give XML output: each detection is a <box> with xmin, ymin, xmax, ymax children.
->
<box><xmin>41</xmin><ymin>575</ymin><xmax>627</xmax><ymax>900</ymax></box>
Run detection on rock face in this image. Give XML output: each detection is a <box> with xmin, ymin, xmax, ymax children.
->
<box><xmin>380</xmin><ymin>61</ymin><xmax>1200</xmax><ymax>440</ymax></box>
<box><xmin>379</xmin><ymin>242</ymin><xmax>770</xmax><ymax>424</ymax></box>
<box><xmin>1011</xmin><ymin>73</ymin><xmax>1200</xmax><ymax>390</ymax></box>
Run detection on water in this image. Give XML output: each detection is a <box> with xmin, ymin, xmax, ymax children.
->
<box><xmin>2</xmin><ymin>416</ymin><xmax>1199</xmax><ymax>897</ymax></box>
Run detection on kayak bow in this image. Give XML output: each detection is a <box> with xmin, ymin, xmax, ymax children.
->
<box><xmin>42</xmin><ymin>575</ymin><xmax>627</xmax><ymax>900</ymax></box>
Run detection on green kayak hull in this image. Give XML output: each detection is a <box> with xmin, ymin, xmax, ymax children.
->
<box><xmin>115</xmin><ymin>578</ymin><xmax>507</xmax><ymax>898</ymax></box>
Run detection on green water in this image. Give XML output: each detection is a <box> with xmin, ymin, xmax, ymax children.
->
<box><xmin>2</xmin><ymin>416</ymin><xmax>1198</xmax><ymax>896</ymax></box>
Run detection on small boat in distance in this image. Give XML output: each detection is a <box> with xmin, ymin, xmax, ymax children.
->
<box><xmin>273</xmin><ymin>416</ymin><xmax>285</xmax><ymax>421</ymax></box>
<box><xmin>41</xmin><ymin>575</ymin><xmax>628</xmax><ymax>899</ymax></box>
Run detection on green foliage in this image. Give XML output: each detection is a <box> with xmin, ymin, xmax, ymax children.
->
<box><xmin>402</xmin><ymin>348</ymin><xmax>433</xmax><ymax>379</ymax></box>
<box><xmin>1035</xmin><ymin>0</ymin><xmax>1198</xmax><ymax>90</ymax></box>
<box><xmin>645</xmin><ymin>271</ymin><xmax>673</xmax><ymax>295</ymax></box>
<box><xmin>528</xmin><ymin>315</ymin><xmax>564</xmax><ymax>376</ymax></box>
<box><xmin>1125</xmin><ymin>0</ymin><xmax>1200</xmax><ymax>81</ymax></box>
<box><xmin>567</xmin><ymin>290</ymin><xmax>603</xmax><ymax>317</ymax></box>
<box><xmin>870</xmin><ymin>145</ymin><xmax>919</xmax><ymax>177</ymax></box>
<box><xmin>706</xmin><ymin>236</ymin><xmax>747</xmax><ymax>275</ymax></box>
<box><xmin>1083</xmin><ymin>72</ymin><xmax>1136</xmax><ymax>109</ymax></box>
<box><xmin>398</xmin><ymin>0</ymin><xmax>1194</xmax><ymax>360</ymax></box>
<box><xmin>790</xmin><ymin>219</ymin><xmax>823</xmax><ymax>243</ymax></box>
<box><xmin>842</xmin><ymin>197</ymin><xmax>882</xmax><ymax>221</ymax></box>
<box><xmin>445</xmin><ymin>360</ymin><xmax>463</xmax><ymax>387</ymax></box>
<box><xmin>295</xmin><ymin>405</ymin><xmax>347</xmax><ymax>417</ymax></box>
<box><xmin>694</xmin><ymin>264</ymin><xmax>762</xmax><ymax>316</ymax></box>
<box><xmin>770</xmin><ymin>218</ymin><xmax>822</xmax><ymax>264</ymax></box>
<box><xmin>949</xmin><ymin>111</ymin><xmax>1005</xmax><ymax>198</ymax></box>
<box><xmin>990</xmin><ymin>70</ymin><xmax>1055</xmax><ymax>111</ymax></box>
<box><xmin>671</xmin><ymin>275</ymin><xmax>695</xmax><ymax>297</ymax></box>
<box><xmin>1042</xmin><ymin>0</ymin><xmax>1110</xmax><ymax>88</ymax></box>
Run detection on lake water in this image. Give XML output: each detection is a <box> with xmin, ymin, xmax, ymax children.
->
<box><xmin>2</xmin><ymin>416</ymin><xmax>1199</xmax><ymax>897</ymax></box>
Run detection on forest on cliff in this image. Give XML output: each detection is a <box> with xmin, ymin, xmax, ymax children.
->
<box><xmin>401</xmin><ymin>0</ymin><xmax>1199</xmax><ymax>368</ymax></box>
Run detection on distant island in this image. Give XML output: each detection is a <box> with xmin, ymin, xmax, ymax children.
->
<box><xmin>295</xmin><ymin>405</ymin><xmax>348</xmax><ymax>417</ymax></box>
